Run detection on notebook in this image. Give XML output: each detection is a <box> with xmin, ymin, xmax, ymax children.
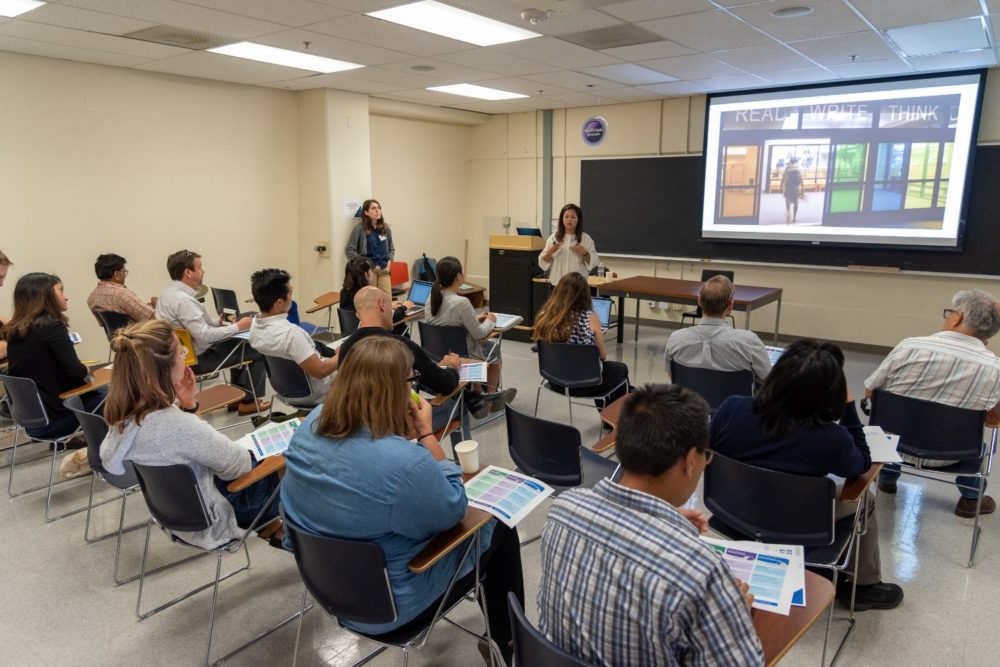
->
<box><xmin>405</xmin><ymin>280</ymin><xmax>433</xmax><ymax>316</ymax></box>
<box><xmin>591</xmin><ymin>297</ymin><xmax>613</xmax><ymax>331</ymax></box>
<box><xmin>492</xmin><ymin>313</ymin><xmax>524</xmax><ymax>331</ymax></box>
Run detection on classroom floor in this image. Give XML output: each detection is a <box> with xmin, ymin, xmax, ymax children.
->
<box><xmin>2</xmin><ymin>322</ymin><xmax>997</xmax><ymax>666</ymax></box>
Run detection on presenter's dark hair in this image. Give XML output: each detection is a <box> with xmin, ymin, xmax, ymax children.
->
<box><xmin>429</xmin><ymin>256</ymin><xmax>462</xmax><ymax>316</ymax></box>
<box><xmin>343</xmin><ymin>256</ymin><xmax>374</xmax><ymax>296</ymax></box>
<box><xmin>555</xmin><ymin>203</ymin><xmax>583</xmax><ymax>244</ymax></box>
<box><xmin>753</xmin><ymin>339</ymin><xmax>847</xmax><ymax>438</ymax></box>
<box><xmin>616</xmin><ymin>384</ymin><xmax>710</xmax><ymax>476</ymax></box>
<box><xmin>94</xmin><ymin>253</ymin><xmax>127</xmax><ymax>281</ymax></box>
<box><xmin>6</xmin><ymin>272</ymin><xmax>67</xmax><ymax>338</ymax></box>
<box><xmin>251</xmin><ymin>268</ymin><xmax>291</xmax><ymax>312</ymax></box>
<box><xmin>361</xmin><ymin>199</ymin><xmax>386</xmax><ymax>233</ymax></box>
<box><xmin>166</xmin><ymin>249</ymin><xmax>201</xmax><ymax>281</ymax></box>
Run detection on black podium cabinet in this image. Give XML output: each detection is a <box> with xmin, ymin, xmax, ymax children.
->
<box><xmin>488</xmin><ymin>236</ymin><xmax>547</xmax><ymax>342</ymax></box>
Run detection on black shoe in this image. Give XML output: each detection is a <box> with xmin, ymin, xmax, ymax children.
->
<box><xmin>837</xmin><ymin>581</ymin><xmax>903</xmax><ymax>611</ymax></box>
<box><xmin>878</xmin><ymin>480</ymin><xmax>897</xmax><ymax>494</ymax></box>
<box><xmin>466</xmin><ymin>395</ymin><xmax>489</xmax><ymax>420</ymax></box>
<box><xmin>486</xmin><ymin>388</ymin><xmax>517</xmax><ymax>414</ymax></box>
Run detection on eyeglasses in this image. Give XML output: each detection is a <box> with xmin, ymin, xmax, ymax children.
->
<box><xmin>406</xmin><ymin>370</ymin><xmax>421</xmax><ymax>385</ymax></box>
<box><xmin>699</xmin><ymin>448</ymin><xmax>714</xmax><ymax>465</ymax></box>
<box><xmin>943</xmin><ymin>308</ymin><xmax>957</xmax><ymax>319</ymax></box>
<box><xmin>118</xmin><ymin>268</ymin><xmax>129</xmax><ymax>277</ymax></box>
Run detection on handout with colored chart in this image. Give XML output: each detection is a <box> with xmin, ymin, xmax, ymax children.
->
<box><xmin>459</xmin><ymin>362</ymin><xmax>488</xmax><ymax>383</ymax></box>
<box><xmin>237</xmin><ymin>418</ymin><xmax>301</xmax><ymax>460</ymax></box>
<box><xmin>702</xmin><ymin>536</ymin><xmax>805</xmax><ymax>616</ymax></box>
<box><xmin>464</xmin><ymin>466</ymin><xmax>553</xmax><ymax>528</ymax></box>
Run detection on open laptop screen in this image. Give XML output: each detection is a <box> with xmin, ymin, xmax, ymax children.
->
<box><xmin>591</xmin><ymin>297</ymin><xmax>613</xmax><ymax>330</ymax></box>
<box><xmin>407</xmin><ymin>280</ymin><xmax>433</xmax><ymax>306</ymax></box>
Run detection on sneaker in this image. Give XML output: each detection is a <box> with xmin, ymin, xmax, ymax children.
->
<box><xmin>487</xmin><ymin>388</ymin><xmax>517</xmax><ymax>414</ymax></box>
<box><xmin>837</xmin><ymin>581</ymin><xmax>904</xmax><ymax>611</ymax></box>
<box><xmin>877</xmin><ymin>480</ymin><xmax>897</xmax><ymax>494</ymax></box>
<box><xmin>955</xmin><ymin>495</ymin><xmax>996</xmax><ymax>518</ymax></box>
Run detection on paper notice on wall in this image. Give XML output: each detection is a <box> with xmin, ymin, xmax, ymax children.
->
<box><xmin>343</xmin><ymin>199</ymin><xmax>362</xmax><ymax>218</ymax></box>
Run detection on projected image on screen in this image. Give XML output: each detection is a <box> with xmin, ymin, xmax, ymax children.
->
<box><xmin>702</xmin><ymin>72</ymin><xmax>984</xmax><ymax>248</ymax></box>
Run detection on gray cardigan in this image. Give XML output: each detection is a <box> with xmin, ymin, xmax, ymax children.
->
<box><xmin>345</xmin><ymin>221</ymin><xmax>395</xmax><ymax>265</ymax></box>
<box><xmin>424</xmin><ymin>291</ymin><xmax>497</xmax><ymax>360</ymax></box>
<box><xmin>100</xmin><ymin>407</ymin><xmax>252</xmax><ymax>549</ymax></box>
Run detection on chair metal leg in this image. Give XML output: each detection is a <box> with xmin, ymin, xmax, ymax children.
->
<box><xmin>533</xmin><ymin>385</ymin><xmax>542</xmax><ymax>417</ymax></box>
<box><xmin>566</xmin><ymin>389</ymin><xmax>573</xmax><ymax>425</ymax></box>
<box><xmin>969</xmin><ymin>476</ymin><xmax>986</xmax><ymax>567</ymax></box>
<box><xmin>205</xmin><ymin>553</ymin><xmax>225</xmax><ymax>667</ymax></box>
<box><xmin>291</xmin><ymin>586</ymin><xmax>308</xmax><ymax>667</ymax></box>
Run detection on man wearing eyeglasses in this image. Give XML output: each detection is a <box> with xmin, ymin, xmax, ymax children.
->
<box><xmin>156</xmin><ymin>249</ymin><xmax>270</xmax><ymax>415</ymax></box>
<box><xmin>538</xmin><ymin>384</ymin><xmax>763</xmax><ymax>666</ymax></box>
<box><xmin>865</xmin><ymin>289</ymin><xmax>1000</xmax><ymax>518</ymax></box>
<box><xmin>86</xmin><ymin>253</ymin><xmax>155</xmax><ymax>324</ymax></box>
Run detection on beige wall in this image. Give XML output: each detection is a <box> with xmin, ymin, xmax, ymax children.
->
<box><xmin>468</xmin><ymin>72</ymin><xmax>1000</xmax><ymax>349</ymax></box>
<box><xmin>1</xmin><ymin>52</ymin><xmax>299</xmax><ymax>362</ymax></box>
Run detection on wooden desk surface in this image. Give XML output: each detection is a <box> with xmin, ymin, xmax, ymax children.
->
<box><xmin>598</xmin><ymin>276</ymin><xmax>781</xmax><ymax>307</ymax></box>
<box><xmin>840</xmin><ymin>463</ymin><xmax>883</xmax><ymax>502</ymax></box>
<box><xmin>409</xmin><ymin>507</ymin><xmax>492</xmax><ymax>573</ymax></box>
<box><xmin>754</xmin><ymin>570</ymin><xmax>835</xmax><ymax>666</ymax></box>
<box><xmin>58</xmin><ymin>367</ymin><xmax>112</xmax><ymax>399</ymax></box>
<box><xmin>593</xmin><ymin>393</ymin><xmax>628</xmax><ymax>453</ymax></box>
<box><xmin>305</xmin><ymin>291</ymin><xmax>340</xmax><ymax>313</ymax></box>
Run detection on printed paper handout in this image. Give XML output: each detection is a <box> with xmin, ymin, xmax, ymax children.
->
<box><xmin>863</xmin><ymin>425</ymin><xmax>903</xmax><ymax>463</ymax></box>
<box><xmin>237</xmin><ymin>418</ymin><xmax>301</xmax><ymax>460</ymax></box>
<box><xmin>465</xmin><ymin>465</ymin><xmax>553</xmax><ymax>528</ymax></box>
<box><xmin>702</xmin><ymin>536</ymin><xmax>805</xmax><ymax>615</ymax></box>
<box><xmin>459</xmin><ymin>362</ymin><xmax>488</xmax><ymax>383</ymax></box>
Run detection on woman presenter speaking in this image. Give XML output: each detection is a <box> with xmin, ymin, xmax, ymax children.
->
<box><xmin>539</xmin><ymin>203</ymin><xmax>599</xmax><ymax>286</ymax></box>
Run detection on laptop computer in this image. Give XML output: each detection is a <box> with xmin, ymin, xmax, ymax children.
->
<box><xmin>765</xmin><ymin>345</ymin><xmax>785</xmax><ymax>365</ymax></box>
<box><xmin>591</xmin><ymin>297</ymin><xmax>613</xmax><ymax>331</ymax></box>
<box><xmin>405</xmin><ymin>280</ymin><xmax>433</xmax><ymax>316</ymax></box>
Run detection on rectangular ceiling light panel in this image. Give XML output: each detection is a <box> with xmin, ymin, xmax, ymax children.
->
<box><xmin>368</xmin><ymin>0</ymin><xmax>540</xmax><ymax>47</ymax></box>
<box><xmin>209</xmin><ymin>42</ymin><xmax>364</xmax><ymax>73</ymax></box>
<box><xmin>428</xmin><ymin>83</ymin><xmax>529</xmax><ymax>99</ymax></box>
<box><xmin>0</xmin><ymin>0</ymin><xmax>45</xmax><ymax>18</ymax></box>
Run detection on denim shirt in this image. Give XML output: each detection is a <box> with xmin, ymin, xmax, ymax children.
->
<box><xmin>280</xmin><ymin>408</ymin><xmax>494</xmax><ymax>633</ymax></box>
<box><xmin>366</xmin><ymin>229</ymin><xmax>390</xmax><ymax>269</ymax></box>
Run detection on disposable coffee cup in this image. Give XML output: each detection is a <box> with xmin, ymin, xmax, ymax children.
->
<box><xmin>455</xmin><ymin>440</ymin><xmax>480</xmax><ymax>475</ymax></box>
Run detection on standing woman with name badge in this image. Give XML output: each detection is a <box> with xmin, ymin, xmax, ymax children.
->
<box><xmin>346</xmin><ymin>199</ymin><xmax>395</xmax><ymax>296</ymax></box>
<box><xmin>539</xmin><ymin>203</ymin><xmax>599</xmax><ymax>286</ymax></box>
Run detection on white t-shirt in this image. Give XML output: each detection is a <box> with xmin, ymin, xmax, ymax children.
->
<box><xmin>249</xmin><ymin>314</ymin><xmax>331</xmax><ymax>406</ymax></box>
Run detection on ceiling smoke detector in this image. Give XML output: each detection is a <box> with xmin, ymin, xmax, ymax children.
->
<box><xmin>521</xmin><ymin>9</ymin><xmax>550</xmax><ymax>25</ymax></box>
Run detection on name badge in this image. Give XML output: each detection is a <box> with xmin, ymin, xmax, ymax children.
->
<box><xmin>379</xmin><ymin>235</ymin><xmax>387</xmax><ymax>242</ymax></box>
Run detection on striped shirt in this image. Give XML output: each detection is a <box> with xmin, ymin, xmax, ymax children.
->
<box><xmin>538</xmin><ymin>479</ymin><xmax>764</xmax><ymax>667</ymax></box>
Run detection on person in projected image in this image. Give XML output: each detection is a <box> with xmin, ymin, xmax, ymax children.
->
<box><xmin>780</xmin><ymin>157</ymin><xmax>804</xmax><ymax>224</ymax></box>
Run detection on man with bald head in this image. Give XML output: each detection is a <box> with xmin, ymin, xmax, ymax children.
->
<box><xmin>665</xmin><ymin>275</ymin><xmax>771</xmax><ymax>383</ymax></box>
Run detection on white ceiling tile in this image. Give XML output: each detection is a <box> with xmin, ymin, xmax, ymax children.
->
<box><xmin>524</xmin><ymin>69</ymin><xmax>621</xmax><ymax>90</ymax></box>
<box><xmin>58</xmin><ymin>0</ymin><xmax>284</xmax><ymax>40</ymax></box>
<box><xmin>473</xmin><ymin>76</ymin><xmax>572</xmax><ymax>96</ymax></box>
<box><xmin>0</xmin><ymin>19</ymin><xmax>188</xmax><ymax>58</ymax></box>
<box><xmin>710</xmin><ymin>43</ymin><xmax>814</xmax><ymax>73</ymax></box>
<box><xmin>263</xmin><ymin>72</ymin><xmax>403</xmax><ymax>92</ymax></box>
<box><xmin>433</xmin><ymin>47</ymin><xmax>559</xmax><ymax>76</ymax></box>
<box><xmin>379</xmin><ymin>58</ymin><xmax>499</xmax><ymax>84</ymax></box>
<box><xmin>458</xmin><ymin>99</ymin><xmax>536</xmax><ymax>113</ymax></box>
<box><xmin>759</xmin><ymin>66</ymin><xmax>837</xmax><ymax>86</ymax></box>
<box><xmin>493</xmin><ymin>36</ymin><xmax>621</xmax><ymax>68</ymax></box>
<box><xmin>527</xmin><ymin>9</ymin><xmax>623</xmax><ymax>36</ymax></box>
<box><xmin>728</xmin><ymin>0</ymin><xmax>871</xmax><ymax>42</ymax></box>
<box><xmin>309</xmin><ymin>0</ymin><xmax>404</xmax><ymax>11</ymax></box>
<box><xmin>540</xmin><ymin>90</ymin><xmax>624</xmax><ymax>106</ymax></box>
<box><xmin>601</xmin><ymin>0</ymin><xmax>713</xmax><ymax>23</ymax></box>
<box><xmin>582</xmin><ymin>63</ymin><xmax>676</xmax><ymax>85</ymax></box>
<box><xmin>252</xmin><ymin>28</ymin><xmax>407</xmax><ymax>66</ymax></box>
<box><xmin>790</xmin><ymin>31</ymin><xmax>901</xmax><ymax>66</ymax></box>
<box><xmin>640</xmin><ymin>10</ymin><xmax>775</xmax><ymax>51</ymax></box>
<box><xmin>388</xmin><ymin>87</ymin><xmax>469</xmax><ymax>104</ymax></box>
<box><xmin>905</xmin><ymin>49</ymin><xmax>998</xmax><ymax>71</ymax></box>
<box><xmin>641</xmin><ymin>53</ymin><xmax>746</xmax><ymax>79</ymax></box>
<box><xmin>333</xmin><ymin>65</ymin><xmax>436</xmax><ymax>87</ymax></box>
<box><xmin>829</xmin><ymin>58</ymin><xmax>913</xmax><ymax>79</ymax></box>
<box><xmin>0</xmin><ymin>34</ymin><xmax>150</xmax><ymax>66</ymax></box>
<box><xmin>850</xmin><ymin>0</ymin><xmax>984</xmax><ymax>30</ymax></box>
<box><xmin>20</xmin><ymin>4</ymin><xmax>153</xmax><ymax>35</ymax></box>
<box><xmin>885</xmin><ymin>17</ymin><xmax>990</xmax><ymax>57</ymax></box>
<box><xmin>307</xmin><ymin>14</ymin><xmax>472</xmax><ymax>56</ymax></box>
<box><xmin>135</xmin><ymin>50</ymin><xmax>314</xmax><ymax>84</ymax></box>
<box><xmin>598</xmin><ymin>86</ymin><xmax>665</xmax><ymax>101</ymax></box>
<box><xmin>697</xmin><ymin>73</ymin><xmax>770</xmax><ymax>92</ymax></box>
<box><xmin>601</xmin><ymin>39</ymin><xmax>694</xmax><ymax>61</ymax></box>
<box><xmin>178</xmin><ymin>0</ymin><xmax>350</xmax><ymax>27</ymax></box>
<box><xmin>639</xmin><ymin>79</ymin><xmax>710</xmax><ymax>96</ymax></box>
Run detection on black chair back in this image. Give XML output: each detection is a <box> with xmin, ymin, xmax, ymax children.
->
<box><xmin>261</xmin><ymin>355</ymin><xmax>314</xmax><ymax>401</ymax></box>
<box><xmin>210</xmin><ymin>287</ymin><xmax>257</xmax><ymax>319</ymax></box>
<box><xmin>704</xmin><ymin>453</ymin><xmax>836</xmax><ymax>547</ymax></box>
<box><xmin>508</xmin><ymin>593</ymin><xmax>588</xmax><ymax>667</ymax></box>
<box><xmin>283</xmin><ymin>514</ymin><xmax>397</xmax><ymax>625</ymax></box>
<box><xmin>537</xmin><ymin>342</ymin><xmax>602</xmax><ymax>389</ymax></box>
<box><xmin>63</xmin><ymin>396</ymin><xmax>138</xmax><ymax>489</ymax></box>
<box><xmin>95</xmin><ymin>310</ymin><xmax>132</xmax><ymax>342</ymax></box>
<box><xmin>417</xmin><ymin>321</ymin><xmax>470</xmax><ymax>358</ymax></box>
<box><xmin>337</xmin><ymin>308</ymin><xmax>360</xmax><ymax>337</ymax></box>
<box><xmin>505</xmin><ymin>405</ymin><xmax>583</xmax><ymax>487</ymax></box>
<box><xmin>1</xmin><ymin>375</ymin><xmax>50</xmax><ymax>430</ymax></box>
<box><xmin>869</xmin><ymin>389</ymin><xmax>985</xmax><ymax>461</ymax></box>
<box><xmin>132</xmin><ymin>463</ymin><xmax>211</xmax><ymax>533</ymax></box>
<box><xmin>669</xmin><ymin>360</ymin><xmax>753</xmax><ymax>409</ymax></box>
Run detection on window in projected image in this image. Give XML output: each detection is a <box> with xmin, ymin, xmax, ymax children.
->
<box><xmin>702</xmin><ymin>72</ymin><xmax>985</xmax><ymax>248</ymax></box>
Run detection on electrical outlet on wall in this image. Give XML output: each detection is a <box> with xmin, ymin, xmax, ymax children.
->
<box><xmin>315</xmin><ymin>241</ymin><xmax>331</xmax><ymax>258</ymax></box>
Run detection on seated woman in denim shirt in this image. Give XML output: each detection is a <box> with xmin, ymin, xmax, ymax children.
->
<box><xmin>280</xmin><ymin>336</ymin><xmax>524</xmax><ymax>664</ymax></box>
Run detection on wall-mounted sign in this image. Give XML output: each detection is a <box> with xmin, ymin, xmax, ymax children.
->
<box><xmin>581</xmin><ymin>116</ymin><xmax>608</xmax><ymax>147</ymax></box>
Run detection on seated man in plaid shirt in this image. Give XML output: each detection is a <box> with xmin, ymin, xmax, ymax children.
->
<box><xmin>537</xmin><ymin>384</ymin><xmax>763</xmax><ymax>666</ymax></box>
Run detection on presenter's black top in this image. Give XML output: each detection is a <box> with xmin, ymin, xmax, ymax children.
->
<box><xmin>339</xmin><ymin>327</ymin><xmax>459</xmax><ymax>397</ymax></box>
<box><xmin>6</xmin><ymin>318</ymin><xmax>89</xmax><ymax>420</ymax></box>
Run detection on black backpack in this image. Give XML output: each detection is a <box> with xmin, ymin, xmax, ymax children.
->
<box><xmin>416</xmin><ymin>254</ymin><xmax>437</xmax><ymax>282</ymax></box>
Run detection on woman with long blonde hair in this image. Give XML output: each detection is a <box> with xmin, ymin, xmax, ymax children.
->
<box><xmin>100</xmin><ymin>320</ymin><xmax>281</xmax><ymax>549</ymax></box>
<box><xmin>281</xmin><ymin>336</ymin><xmax>524</xmax><ymax>664</ymax></box>
<box><xmin>533</xmin><ymin>272</ymin><xmax>629</xmax><ymax>405</ymax></box>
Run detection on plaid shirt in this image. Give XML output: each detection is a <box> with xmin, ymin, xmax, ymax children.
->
<box><xmin>86</xmin><ymin>281</ymin><xmax>154</xmax><ymax>323</ymax></box>
<box><xmin>538</xmin><ymin>479</ymin><xmax>764</xmax><ymax>667</ymax></box>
